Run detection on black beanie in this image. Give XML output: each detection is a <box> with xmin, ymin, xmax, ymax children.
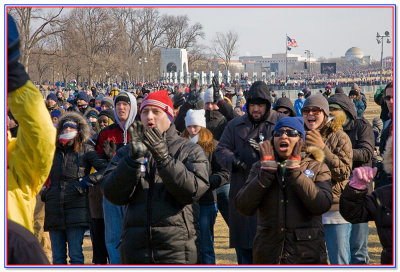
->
<box><xmin>99</xmin><ymin>109</ymin><xmax>116</xmax><ymax>122</ymax></box>
<box><xmin>115</xmin><ymin>92</ymin><xmax>130</xmax><ymax>105</ymax></box>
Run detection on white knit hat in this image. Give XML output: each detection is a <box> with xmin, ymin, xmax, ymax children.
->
<box><xmin>185</xmin><ymin>109</ymin><xmax>206</xmax><ymax>128</ymax></box>
<box><xmin>204</xmin><ymin>87</ymin><xmax>214</xmax><ymax>104</ymax></box>
<box><xmin>203</xmin><ymin>87</ymin><xmax>223</xmax><ymax>104</ymax></box>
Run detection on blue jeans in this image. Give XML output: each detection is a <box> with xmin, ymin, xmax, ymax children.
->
<box><xmin>200</xmin><ymin>203</ymin><xmax>218</xmax><ymax>264</ymax></box>
<box><xmin>49</xmin><ymin>227</ymin><xmax>86</xmax><ymax>264</ymax></box>
<box><xmin>350</xmin><ymin>223</ymin><xmax>370</xmax><ymax>264</ymax></box>
<box><xmin>324</xmin><ymin>223</ymin><xmax>351</xmax><ymax>264</ymax></box>
<box><xmin>235</xmin><ymin>248</ymin><xmax>253</xmax><ymax>264</ymax></box>
<box><xmin>216</xmin><ymin>184</ymin><xmax>230</xmax><ymax>226</ymax></box>
<box><xmin>103</xmin><ymin>196</ymin><xmax>125</xmax><ymax>264</ymax></box>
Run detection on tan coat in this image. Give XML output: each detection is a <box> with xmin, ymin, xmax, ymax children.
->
<box><xmin>319</xmin><ymin>117</ymin><xmax>353</xmax><ymax>210</ymax></box>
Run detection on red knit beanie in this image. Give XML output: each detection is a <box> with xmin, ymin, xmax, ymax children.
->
<box><xmin>140</xmin><ymin>90</ymin><xmax>174</xmax><ymax>121</ymax></box>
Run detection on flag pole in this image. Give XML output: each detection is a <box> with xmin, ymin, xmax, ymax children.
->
<box><xmin>285</xmin><ymin>33</ymin><xmax>288</xmax><ymax>83</ymax></box>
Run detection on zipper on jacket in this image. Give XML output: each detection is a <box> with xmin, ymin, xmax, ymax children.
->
<box><xmin>278</xmin><ymin>163</ymin><xmax>288</xmax><ymax>264</ymax></box>
<box><xmin>147</xmin><ymin>161</ymin><xmax>155</xmax><ymax>263</ymax></box>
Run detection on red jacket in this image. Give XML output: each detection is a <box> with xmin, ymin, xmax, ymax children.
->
<box><xmin>96</xmin><ymin>123</ymin><xmax>130</xmax><ymax>155</ymax></box>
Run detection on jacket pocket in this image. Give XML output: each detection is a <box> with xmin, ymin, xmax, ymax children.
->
<box><xmin>293</xmin><ymin>228</ymin><xmax>326</xmax><ymax>264</ymax></box>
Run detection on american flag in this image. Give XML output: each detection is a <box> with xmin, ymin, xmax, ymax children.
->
<box><xmin>287</xmin><ymin>36</ymin><xmax>298</xmax><ymax>47</ymax></box>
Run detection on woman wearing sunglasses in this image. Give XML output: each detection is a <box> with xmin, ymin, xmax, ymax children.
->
<box><xmin>235</xmin><ymin>117</ymin><xmax>332</xmax><ymax>264</ymax></box>
<box><xmin>301</xmin><ymin>94</ymin><xmax>353</xmax><ymax>265</ymax></box>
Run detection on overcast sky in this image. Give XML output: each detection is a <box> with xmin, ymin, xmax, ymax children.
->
<box><xmin>158</xmin><ymin>6</ymin><xmax>394</xmax><ymax>61</ymax></box>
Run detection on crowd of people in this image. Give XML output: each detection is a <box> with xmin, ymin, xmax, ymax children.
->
<box><xmin>7</xmin><ymin>13</ymin><xmax>394</xmax><ymax>266</ymax></box>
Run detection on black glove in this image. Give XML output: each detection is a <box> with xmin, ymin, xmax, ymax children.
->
<box><xmin>79</xmin><ymin>177</ymin><xmax>93</xmax><ymax>188</ymax></box>
<box><xmin>142</xmin><ymin>127</ymin><xmax>171</xmax><ymax>165</ymax></box>
<box><xmin>127</xmin><ymin>121</ymin><xmax>148</xmax><ymax>162</ymax></box>
<box><xmin>74</xmin><ymin>177</ymin><xmax>93</xmax><ymax>195</ymax></box>
<box><xmin>187</xmin><ymin>78</ymin><xmax>199</xmax><ymax>105</ymax></box>
<box><xmin>8</xmin><ymin>59</ymin><xmax>30</xmax><ymax>93</ymax></box>
<box><xmin>102</xmin><ymin>139</ymin><xmax>117</xmax><ymax>161</ymax></box>
<box><xmin>212</xmin><ymin>76</ymin><xmax>223</xmax><ymax>104</ymax></box>
<box><xmin>248</xmin><ymin>138</ymin><xmax>260</xmax><ymax>153</ymax></box>
<box><xmin>232</xmin><ymin>155</ymin><xmax>247</xmax><ymax>171</ymax></box>
<box><xmin>7</xmin><ymin>14</ymin><xmax>29</xmax><ymax>93</ymax></box>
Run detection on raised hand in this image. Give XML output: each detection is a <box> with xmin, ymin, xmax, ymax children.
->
<box><xmin>306</xmin><ymin>129</ymin><xmax>325</xmax><ymax>149</ymax></box>
<box><xmin>103</xmin><ymin>139</ymin><xmax>117</xmax><ymax>161</ymax></box>
<box><xmin>212</xmin><ymin>76</ymin><xmax>223</xmax><ymax>103</ymax></box>
<box><xmin>127</xmin><ymin>121</ymin><xmax>148</xmax><ymax>161</ymax></box>
<box><xmin>187</xmin><ymin>78</ymin><xmax>199</xmax><ymax>105</ymax></box>
<box><xmin>349</xmin><ymin>166</ymin><xmax>378</xmax><ymax>190</ymax></box>
<box><xmin>260</xmin><ymin>140</ymin><xmax>278</xmax><ymax>172</ymax></box>
<box><xmin>142</xmin><ymin>127</ymin><xmax>170</xmax><ymax>165</ymax></box>
<box><xmin>286</xmin><ymin>140</ymin><xmax>303</xmax><ymax>171</ymax></box>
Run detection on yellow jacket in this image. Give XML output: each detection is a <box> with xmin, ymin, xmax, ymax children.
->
<box><xmin>7</xmin><ymin>81</ymin><xmax>56</xmax><ymax>232</ymax></box>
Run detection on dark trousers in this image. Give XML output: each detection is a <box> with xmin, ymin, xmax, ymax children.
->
<box><xmin>90</xmin><ymin>218</ymin><xmax>109</xmax><ymax>264</ymax></box>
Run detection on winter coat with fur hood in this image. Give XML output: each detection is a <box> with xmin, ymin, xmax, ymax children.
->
<box><xmin>328</xmin><ymin>94</ymin><xmax>374</xmax><ymax>169</ymax></box>
<box><xmin>235</xmin><ymin>145</ymin><xmax>332</xmax><ymax>264</ymax></box>
<box><xmin>43</xmin><ymin>112</ymin><xmax>108</xmax><ymax>231</ymax></box>
<box><xmin>340</xmin><ymin>137</ymin><xmax>393</xmax><ymax>264</ymax></box>
<box><xmin>317</xmin><ymin>113</ymin><xmax>353</xmax><ymax>211</ymax></box>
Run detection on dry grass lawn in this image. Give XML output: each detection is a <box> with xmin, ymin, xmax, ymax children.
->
<box><xmin>82</xmin><ymin>213</ymin><xmax>382</xmax><ymax>265</ymax></box>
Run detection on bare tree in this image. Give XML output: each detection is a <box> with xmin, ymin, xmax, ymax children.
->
<box><xmin>212</xmin><ymin>30</ymin><xmax>239</xmax><ymax>71</ymax></box>
<box><xmin>64</xmin><ymin>8</ymin><xmax>117</xmax><ymax>86</ymax></box>
<box><xmin>163</xmin><ymin>15</ymin><xmax>205</xmax><ymax>49</ymax></box>
<box><xmin>8</xmin><ymin>7</ymin><xmax>64</xmax><ymax>73</ymax></box>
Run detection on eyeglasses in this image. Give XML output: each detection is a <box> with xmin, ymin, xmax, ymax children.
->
<box><xmin>384</xmin><ymin>96</ymin><xmax>393</xmax><ymax>101</ymax></box>
<box><xmin>302</xmin><ymin>107</ymin><xmax>323</xmax><ymax>115</ymax></box>
<box><xmin>273</xmin><ymin>129</ymin><xmax>301</xmax><ymax>138</ymax></box>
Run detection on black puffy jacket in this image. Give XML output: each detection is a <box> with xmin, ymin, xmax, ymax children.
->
<box><xmin>340</xmin><ymin>184</ymin><xmax>392</xmax><ymax>264</ymax></box>
<box><xmin>102</xmin><ymin>124</ymin><xmax>210</xmax><ymax>264</ymax></box>
<box><xmin>43</xmin><ymin>142</ymin><xmax>107</xmax><ymax>231</ymax></box>
<box><xmin>43</xmin><ymin>112</ymin><xmax>108</xmax><ymax>231</ymax></box>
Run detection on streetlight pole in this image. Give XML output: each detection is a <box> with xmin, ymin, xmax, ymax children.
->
<box><xmin>139</xmin><ymin>57</ymin><xmax>147</xmax><ymax>83</ymax></box>
<box><xmin>376</xmin><ymin>31</ymin><xmax>391</xmax><ymax>84</ymax></box>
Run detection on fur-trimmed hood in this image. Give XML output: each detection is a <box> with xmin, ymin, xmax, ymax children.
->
<box><xmin>319</xmin><ymin>110</ymin><xmax>346</xmax><ymax>137</ymax></box>
<box><xmin>56</xmin><ymin>111</ymin><xmax>90</xmax><ymax>143</ymax></box>
<box><xmin>304</xmin><ymin>145</ymin><xmax>325</xmax><ymax>162</ymax></box>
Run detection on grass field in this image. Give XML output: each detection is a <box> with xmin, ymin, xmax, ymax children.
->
<box><xmin>81</xmin><ymin>213</ymin><xmax>382</xmax><ymax>265</ymax></box>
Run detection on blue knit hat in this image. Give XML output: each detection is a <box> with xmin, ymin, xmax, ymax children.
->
<box><xmin>50</xmin><ymin>109</ymin><xmax>61</xmax><ymax>118</ymax></box>
<box><xmin>46</xmin><ymin>93</ymin><xmax>57</xmax><ymax>102</ymax></box>
<box><xmin>274</xmin><ymin>117</ymin><xmax>305</xmax><ymax>141</ymax></box>
<box><xmin>77</xmin><ymin>91</ymin><xmax>89</xmax><ymax>103</ymax></box>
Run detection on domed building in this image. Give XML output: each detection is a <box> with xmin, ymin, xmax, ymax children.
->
<box><xmin>345</xmin><ymin>47</ymin><xmax>364</xmax><ymax>60</ymax></box>
<box><xmin>343</xmin><ymin>47</ymin><xmax>371</xmax><ymax>66</ymax></box>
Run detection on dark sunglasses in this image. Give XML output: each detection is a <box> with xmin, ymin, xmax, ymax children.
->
<box><xmin>273</xmin><ymin>129</ymin><xmax>300</xmax><ymax>138</ymax></box>
<box><xmin>302</xmin><ymin>107</ymin><xmax>323</xmax><ymax>114</ymax></box>
<box><xmin>384</xmin><ymin>96</ymin><xmax>393</xmax><ymax>101</ymax></box>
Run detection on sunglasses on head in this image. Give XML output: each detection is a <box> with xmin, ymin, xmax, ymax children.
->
<box><xmin>273</xmin><ymin>129</ymin><xmax>300</xmax><ymax>138</ymax></box>
<box><xmin>302</xmin><ymin>107</ymin><xmax>323</xmax><ymax>114</ymax></box>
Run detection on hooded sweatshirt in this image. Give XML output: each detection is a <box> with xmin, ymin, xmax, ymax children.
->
<box><xmin>113</xmin><ymin>92</ymin><xmax>137</xmax><ymax>145</ymax></box>
<box><xmin>273</xmin><ymin>97</ymin><xmax>296</xmax><ymax>117</ymax></box>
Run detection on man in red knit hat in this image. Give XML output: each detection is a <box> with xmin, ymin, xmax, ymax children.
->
<box><xmin>102</xmin><ymin>90</ymin><xmax>210</xmax><ymax>264</ymax></box>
